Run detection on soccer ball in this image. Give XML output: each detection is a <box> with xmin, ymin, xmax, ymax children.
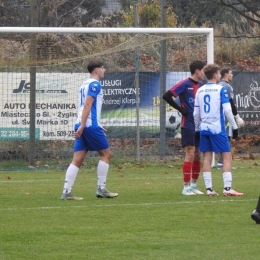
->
<box><xmin>165</xmin><ymin>110</ymin><xmax>181</xmax><ymax>131</ymax></box>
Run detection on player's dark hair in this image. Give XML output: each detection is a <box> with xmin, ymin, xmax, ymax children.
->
<box><xmin>190</xmin><ymin>60</ymin><xmax>206</xmax><ymax>75</ymax></box>
<box><xmin>220</xmin><ymin>67</ymin><xmax>232</xmax><ymax>78</ymax></box>
<box><xmin>87</xmin><ymin>60</ymin><xmax>103</xmax><ymax>73</ymax></box>
<box><xmin>203</xmin><ymin>64</ymin><xmax>221</xmax><ymax>80</ymax></box>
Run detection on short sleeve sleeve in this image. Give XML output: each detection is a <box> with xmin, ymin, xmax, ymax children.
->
<box><xmin>220</xmin><ymin>86</ymin><xmax>230</xmax><ymax>104</ymax></box>
<box><xmin>87</xmin><ymin>81</ymin><xmax>101</xmax><ymax>98</ymax></box>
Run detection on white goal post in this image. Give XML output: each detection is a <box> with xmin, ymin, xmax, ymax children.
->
<box><xmin>0</xmin><ymin>27</ymin><xmax>215</xmax><ymax>165</ymax></box>
<box><xmin>0</xmin><ymin>27</ymin><xmax>214</xmax><ymax>64</ymax></box>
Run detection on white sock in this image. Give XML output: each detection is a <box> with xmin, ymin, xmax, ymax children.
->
<box><xmin>191</xmin><ymin>179</ymin><xmax>197</xmax><ymax>187</ymax></box>
<box><xmin>97</xmin><ymin>160</ymin><xmax>109</xmax><ymax>190</ymax></box>
<box><xmin>63</xmin><ymin>164</ymin><xmax>79</xmax><ymax>194</ymax></box>
<box><xmin>184</xmin><ymin>182</ymin><xmax>190</xmax><ymax>188</ymax></box>
<box><xmin>223</xmin><ymin>172</ymin><xmax>232</xmax><ymax>189</ymax></box>
<box><xmin>203</xmin><ymin>172</ymin><xmax>212</xmax><ymax>190</ymax></box>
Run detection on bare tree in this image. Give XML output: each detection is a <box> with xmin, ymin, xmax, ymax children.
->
<box><xmin>167</xmin><ymin>0</ymin><xmax>260</xmax><ymax>26</ymax></box>
<box><xmin>218</xmin><ymin>0</ymin><xmax>260</xmax><ymax>25</ymax></box>
<box><xmin>0</xmin><ymin>0</ymin><xmax>106</xmax><ymax>27</ymax></box>
<box><xmin>0</xmin><ymin>0</ymin><xmax>30</xmax><ymax>26</ymax></box>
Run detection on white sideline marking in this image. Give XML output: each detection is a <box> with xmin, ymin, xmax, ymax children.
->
<box><xmin>0</xmin><ymin>176</ymin><xmax>182</xmax><ymax>183</ymax></box>
<box><xmin>0</xmin><ymin>198</ymin><xmax>256</xmax><ymax>212</ymax></box>
<box><xmin>0</xmin><ymin>167</ymin><xmax>252</xmax><ymax>184</ymax></box>
<box><xmin>0</xmin><ymin>179</ymin><xmax>55</xmax><ymax>183</ymax></box>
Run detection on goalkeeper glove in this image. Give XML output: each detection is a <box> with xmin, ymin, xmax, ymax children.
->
<box><xmin>232</xmin><ymin>129</ymin><xmax>238</xmax><ymax>139</ymax></box>
<box><xmin>234</xmin><ymin>114</ymin><xmax>245</xmax><ymax>128</ymax></box>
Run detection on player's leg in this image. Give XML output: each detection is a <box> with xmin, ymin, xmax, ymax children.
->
<box><xmin>200</xmin><ymin>135</ymin><xmax>218</xmax><ymax>196</ymax></box>
<box><xmin>251</xmin><ymin>195</ymin><xmax>260</xmax><ymax>224</ymax></box>
<box><xmin>84</xmin><ymin>126</ymin><xmax>118</xmax><ymax>198</ymax></box>
<box><xmin>97</xmin><ymin>148</ymin><xmax>112</xmax><ymax>190</ymax></box>
<box><xmin>61</xmin><ymin>124</ymin><xmax>89</xmax><ymax>200</ymax></box>
<box><xmin>203</xmin><ymin>151</ymin><xmax>219</xmax><ymax>196</ymax></box>
<box><xmin>181</xmin><ymin>128</ymin><xmax>196</xmax><ymax>195</ymax></box>
<box><xmin>222</xmin><ymin>152</ymin><xmax>244</xmax><ymax>196</ymax></box>
<box><xmin>216</xmin><ymin>153</ymin><xmax>223</xmax><ymax>169</ymax></box>
<box><xmin>216</xmin><ymin>126</ymin><xmax>231</xmax><ymax>169</ymax></box>
<box><xmin>212</xmin><ymin>134</ymin><xmax>244</xmax><ymax>196</ymax></box>
<box><xmin>221</xmin><ymin>152</ymin><xmax>232</xmax><ymax>194</ymax></box>
<box><xmin>96</xmin><ymin>148</ymin><xmax>118</xmax><ymax>198</ymax></box>
<box><xmin>190</xmin><ymin>137</ymin><xmax>204</xmax><ymax>195</ymax></box>
<box><xmin>182</xmin><ymin>145</ymin><xmax>195</xmax><ymax>195</ymax></box>
<box><xmin>61</xmin><ymin>150</ymin><xmax>86</xmax><ymax>200</ymax></box>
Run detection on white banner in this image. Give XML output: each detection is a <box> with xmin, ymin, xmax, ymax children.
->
<box><xmin>0</xmin><ymin>72</ymin><xmax>184</xmax><ymax>140</ymax></box>
<box><xmin>0</xmin><ymin>73</ymin><xmax>87</xmax><ymax>140</ymax></box>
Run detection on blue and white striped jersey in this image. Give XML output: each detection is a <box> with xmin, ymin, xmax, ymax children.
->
<box><xmin>194</xmin><ymin>82</ymin><xmax>231</xmax><ymax>135</ymax></box>
<box><xmin>76</xmin><ymin>78</ymin><xmax>103</xmax><ymax>127</ymax></box>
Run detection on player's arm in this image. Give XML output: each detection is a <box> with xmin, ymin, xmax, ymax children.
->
<box><xmin>221</xmin><ymin>87</ymin><xmax>237</xmax><ymax>128</ymax></box>
<box><xmin>74</xmin><ymin>95</ymin><xmax>94</xmax><ymax>138</ymax></box>
<box><xmin>223</xmin><ymin>103</ymin><xmax>237</xmax><ymax>130</ymax></box>
<box><xmin>221</xmin><ymin>87</ymin><xmax>238</xmax><ymax>138</ymax></box>
<box><xmin>220</xmin><ymin>84</ymin><xmax>236</xmax><ymax>114</ymax></box>
<box><xmin>162</xmin><ymin>90</ymin><xmax>187</xmax><ymax>116</ymax></box>
<box><xmin>229</xmin><ymin>98</ymin><xmax>244</xmax><ymax>128</ymax></box>
<box><xmin>229</xmin><ymin>98</ymin><xmax>237</xmax><ymax>115</ymax></box>
<box><xmin>74</xmin><ymin>81</ymin><xmax>100</xmax><ymax>138</ymax></box>
<box><xmin>223</xmin><ymin>102</ymin><xmax>239</xmax><ymax>139</ymax></box>
<box><xmin>224</xmin><ymin>83</ymin><xmax>244</xmax><ymax>128</ymax></box>
<box><xmin>193</xmin><ymin>93</ymin><xmax>200</xmax><ymax>132</ymax></box>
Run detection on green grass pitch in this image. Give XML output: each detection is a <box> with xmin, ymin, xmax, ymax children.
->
<box><xmin>0</xmin><ymin>159</ymin><xmax>260</xmax><ymax>260</ymax></box>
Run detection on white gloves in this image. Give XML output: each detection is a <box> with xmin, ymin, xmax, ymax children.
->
<box><xmin>234</xmin><ymin>114</ymin><xmax>245</xmax><ymax>128</ymax></box>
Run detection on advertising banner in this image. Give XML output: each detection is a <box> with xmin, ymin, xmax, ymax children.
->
<box><xmin>0</xmin><ymin>72</ymin><xmax>184</xmax><ymax>140</ymax></box>
<box><xmin>1</xmin><ymin>71</ymin><xmax>257</xmax><ymax>140</ymax></box>
<box><xmin>232</xmin><ymin>72</ymin><xmax>260</xmax><ymax>126</ymax></box>
<box><xmin>0</xmin><ymin>73</ymin><xmax>83</xmax><ymax>140</ymax></box>
<box><xmin>100</xmin><ymin>72</ymin><xmax>184</xmax><ymax>132</ymax></box>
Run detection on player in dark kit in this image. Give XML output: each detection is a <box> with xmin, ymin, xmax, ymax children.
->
<box><xmin>251</xmin><ymin>195</ymin><xmax>260</xmax><ymax>224</ymax></box>
<box><xmin>216</xmin><ymin>67</ymin><xmax>244</xmax><ymax>169</ymax></box>
<box><xmin>163</xmin><ymin>60</ymin><xmax>206</xmax><ymax>195</ymax></box>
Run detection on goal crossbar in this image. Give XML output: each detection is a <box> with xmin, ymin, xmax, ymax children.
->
<box><xmin>0</xmin><ymin>27</ymin><xmax>214</xmax><ymax>63</ymax></box>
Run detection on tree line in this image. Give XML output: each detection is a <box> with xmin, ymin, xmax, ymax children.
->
<box><xmin>0</xmin><ymin>0</ymin><xmax>259</xmax><ymax>30</ymax></box>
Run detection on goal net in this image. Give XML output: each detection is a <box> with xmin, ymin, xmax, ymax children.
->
<box><xmin>0</xmin><ymin>27</ymin><xmax>213</xmax><ymax>168</ymax></box>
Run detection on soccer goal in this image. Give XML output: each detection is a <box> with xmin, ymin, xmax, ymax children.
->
<box><xmin>0</xmin><ymin>27</ymin><xmax>214</xmax><ymax>168</ymax></box>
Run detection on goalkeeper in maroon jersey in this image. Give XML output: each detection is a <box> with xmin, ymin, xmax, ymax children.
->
<box><xmin>163</xmin><ymin>60</ymin><xmax>206</xmax><ymax>195</ymax></box>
